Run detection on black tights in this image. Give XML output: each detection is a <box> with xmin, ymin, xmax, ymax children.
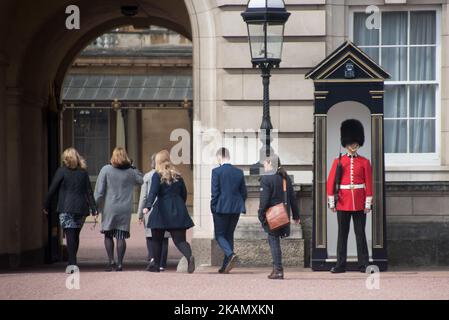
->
<box><xmin>104</xmin><ymin>236</ymin><xmax>127</xmax><ymax>267</ymax></box>
<box><xmin>151</xmin><ymin>229</ymin><xmax>192</xmax><ymax>268</ymax></box>
<box><xmin>65</xmin><ymin>228</ymin><xmax>81</xmax><ymax>266</ymax></box>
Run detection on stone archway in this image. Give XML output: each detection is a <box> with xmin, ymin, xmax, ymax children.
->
<box><xmin>0</xmin><ymin>0</ymin><xmax>218</xmax><ymax>268</ymax></box>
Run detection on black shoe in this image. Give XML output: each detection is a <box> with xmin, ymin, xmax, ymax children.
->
<box><xmin>147</xmin><ymin>266</ymin><xmax>160</xmax><ymax>272</ymax></box>
<box><xmin>359</xmin><ymin>265</ymin><xmax>367</xmax><ymax>273</ymax></box>
<box><xmin>146</xmin><ymin>259</ymin><xmax>160</xmax><ymax>272</ymax></box>
<box><xmin>268</xmin><ymin>269</ymin><xmax>284</xmax><ymax>280</ymax></box>
<box><xmin>218</xmin><ymin>267</ymin><xmax>225</xmax><ymax>274</ymax></box>
<box><xmin>187</xmin><ymin>256</ymin><xmax>196</xmax><ymax>274</ymax></box>
<box><xmin>146</xmin><ymin>261</ymin><xmax>160</xmax><ymax>272</ymax></box>
<box><xmin>116</xmin><ymin>265</ymin><xmax>123</xmax><ymax>272</ymax></box>
<box><xmin>268</xmin><ymin>267</ymin><xmax>276</xmax><ymax>278</ymax></box>
<box><xmin>330</xmin><ymin>266</ymin><xmax>346</xmax><ymax>274</ymax></box>
<box><xmin>105</xmin><ymin>262</ymin><xmax>116</xmax><ymax>272</ymax></box>
<box><xmin>224</xmin><ymin>254</ymin><xmax>238</xmax><ymax>274</ymax></box>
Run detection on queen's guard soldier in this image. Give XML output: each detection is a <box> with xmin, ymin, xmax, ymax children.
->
<box><xmin>327</xmin><ymin>119</ymin><xmax>373</xmax><ymax>273</ymax></box>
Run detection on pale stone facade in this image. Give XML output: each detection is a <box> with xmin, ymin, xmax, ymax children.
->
<box><xmin>1</xmin><ymin>0</ymin><xmax>449</xmax><ymax>268</ymax></box>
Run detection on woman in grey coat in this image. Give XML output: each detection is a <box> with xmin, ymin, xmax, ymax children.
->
<box><xmin>137</xmin><ymin>153</ymin><xmax>169</xmax><ymax>271</ymax></box>
<box><xmin>95</xmin><ymin>147</ymin><xmax>143</xmax><ymax>271</ymax></box>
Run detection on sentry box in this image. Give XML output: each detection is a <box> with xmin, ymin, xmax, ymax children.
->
<box><xmin>305</xmin><ymin>41</ymin><xmax>390</xmax><ymax>271</ymax></box>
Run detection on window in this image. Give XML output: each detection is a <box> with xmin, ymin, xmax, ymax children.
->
<box><xmin>352</xmin><ymin>9</ymin><xmax>440</xmax><ymax>163</ymax></box>
<box><xmin>73</xmin><ymin>109</ymin><xmax>110</xmax><ymax>176</ymax></box>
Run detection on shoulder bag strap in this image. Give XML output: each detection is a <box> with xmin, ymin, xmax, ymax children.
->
<box><xmin>282</xmin><ymin>177</ymin><xmax>287</xmax><ymax>205</ymax></box>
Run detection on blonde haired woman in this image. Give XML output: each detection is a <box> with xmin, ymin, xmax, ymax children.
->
<box><xmin>143</xmin><ymin>150</ymin><xmax>195</xmax><ymax>273</ymax></box>
<box><xmin>95</xmin><ymin>147</ymin><xmax>143</xmax><ymax>271</ymax></box>
<box><xmin>137</xmin><ymin>153</ymin><xmax>170</xmax><ymax>271</ymax></box>
<box><xmin>44</xmin><ymin>148</ymin><xmax>97</xmax><ymax>273</ymax></box>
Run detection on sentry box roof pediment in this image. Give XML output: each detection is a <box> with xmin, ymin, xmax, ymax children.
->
<box><xmin>305</xmin><ymin>41</ymin><xmax>390</xmax><ymax>82</ymax></box>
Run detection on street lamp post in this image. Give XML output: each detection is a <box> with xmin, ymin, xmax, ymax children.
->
<box><xmin>241</xmin><ymin>0</ymin><xmax>290</xmax><ymax>175</ymax></box>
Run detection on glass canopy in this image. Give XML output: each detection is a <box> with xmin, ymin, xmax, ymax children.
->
<box><xmin>62</xmin><ymin>74</ymin><xmax>193</xmax><ymax>102</ymax></box>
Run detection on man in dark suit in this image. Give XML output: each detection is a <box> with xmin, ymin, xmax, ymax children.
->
<box><xmin>211</xmin><ymin>147</ymin><xmax>247</xmax><ymax>273</ymax></box>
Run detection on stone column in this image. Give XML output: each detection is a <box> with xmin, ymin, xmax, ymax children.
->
<box><xmin>2</xmin><ymin>86</ymin><xmax>46</xmax><ymax>267</ymax></box>
<box><xmin>4</xmin><ymin>88</ymin><xmax>23</xmax><ymax>267</ymax></box>
<box><xmin>186</xmin><ymin>0</ymin><xmax>221</xmax><ymax>266</ymax></box>
<box><xmin>18</xmin><ymin>92</ymin><xmax>46</xmax><ymax>264</ymax></box>
<box><xmin>126</xmin><ymin>109</ymin><xmax>140</xmax><ymax>212</ymax></box>
<box><xmin>115</xmin><ymin>109</ymin><xmax>126</xmax><ymax>149</ymax></box>
<box><xmin>127</xmin><ymin>109</ymin><xmax>138</xmax><ymax>167</ymax></box>
<box><xmin>325</xmin><ymin>0</ymin><xmax>346</xmax><ymax>53</ymax></box>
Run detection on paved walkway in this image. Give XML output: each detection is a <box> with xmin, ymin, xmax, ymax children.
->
<box><xmin>2</xmin><ymin>264</ymin><xmax>449</xmax><ymax>300</ymax></box>
<box><xmin>1</xmin><ymin>221</ymin><xmax>449</xmax><ymax>300</ymax></box>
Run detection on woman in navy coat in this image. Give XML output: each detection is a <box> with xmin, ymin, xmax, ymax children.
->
<box><xmin>143</xmin><ymin>150</ymin><xmax>195</xmax><ymax>273</ymax></box>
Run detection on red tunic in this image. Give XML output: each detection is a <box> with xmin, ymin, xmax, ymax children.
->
<box><xmin>326</xmin><ymin>154</ymin><xmax>373</xmax><ymax>212</ymax></box>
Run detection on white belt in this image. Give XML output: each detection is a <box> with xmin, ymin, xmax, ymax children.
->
<box><xmin>339</xmin><ymin>183</ymin><xmax>365</xmax><ymax>190</ymax></box>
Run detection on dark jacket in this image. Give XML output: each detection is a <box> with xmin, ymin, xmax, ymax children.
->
<box><xmin>258</xmin><ymin>172</ymin><xmax>300</xmax><ymax>237</ymax></box>
<box><xmin>44</xmin><ymin>167</ymin><xmax>97</xmax><ymax>216</ymax></box>
<box><xmin>145</xmin><ymin>173</ymin><xmax>194</xmax><ymax>230</ymax></box>
<box><xmin>210</xmin><ymin>163</ymin><xmax>247</xmax><ymax>214</ymax></box>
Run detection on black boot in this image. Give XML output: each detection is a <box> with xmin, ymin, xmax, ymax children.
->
<box><xmin>268</xmin><ymin>268</ymin><xmax>284</xmax><ymax>280</ymax></box>
<box><xmin>146</xmin><ymin>259</ymin><xmax>160</xmax><ymax>272</ymax></box>
<box><xmin>105</xmin><ymin>262</ymin><xmax>116</xmax><ymax>272</ymax></box>
<box><xmin>187</xmin><ymin>256</ymin><xmax>196</xmax><ymax>274</ymax></box>
<box><xmin>223</xmin><ymin>254</ymin><xmax>238</xmax><ymax>274</ymax></box>
<box><xmin>331</xmin><ymin>266</ymin><xmax>346</xmax><ymax>273</ymax></box>
<box><xmin>267</xmin><ymin>266</ymin><xmax>276</xmax><ymax>278</ymax></box>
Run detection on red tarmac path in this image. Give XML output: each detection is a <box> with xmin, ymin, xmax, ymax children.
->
<box><xmin>1</xmin><ymin>220</ymin><xmax>449</xmax><ymax>300</ymax></box>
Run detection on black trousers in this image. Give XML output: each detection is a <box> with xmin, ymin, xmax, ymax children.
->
<box><xmin>146</xmin><ymin>237</ymin><xmax>168</xmax><ymax>268</ymax></box>
<box><xmin>336</xmin><ymin>211</ymin><xmax>369</xmax><ymax>269</ymax></box>
<box><xmin>151</xmin><ymin>229</ymin><xmax>192</xmax><ymax>268</ymax></box>
<box><xmin>212</xmin><ymin>213</ymin><xmax>240</xmax><ymax>267</ymax></box>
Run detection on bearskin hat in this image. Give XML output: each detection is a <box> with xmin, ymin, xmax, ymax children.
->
<box><xmin>340</xmin><ymin>119</ymin><xmax>365</xmax><ymax>147</ymax></box>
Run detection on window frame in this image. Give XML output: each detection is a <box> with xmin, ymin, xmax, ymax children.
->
<box><xmin>70</xmin><ymin>107</ymin><xmax>112</xmax><ymax>179</ymax></box>
<box><xmin>349</xmin><ymin>5</ymin><xmax>441</xmax><ymax>166</ymax></box>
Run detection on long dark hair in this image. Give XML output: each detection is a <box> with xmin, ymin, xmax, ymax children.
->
<box><xmin>266</xmin><ymin>154</ymin><xmax>287</xmax><ymax>178</ymax></box>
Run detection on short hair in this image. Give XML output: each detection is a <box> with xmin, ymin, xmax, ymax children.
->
<box><xmin>110</xmin><ymin>147</ymin><xmax>131</xmax><ymax>168</ymax></box>
<box><xmin>61</xmin><ymin>147</ymin><xmax>86</xmax><ymax>170</ymax></box>
<box><xmin>216</xmin><ymin>147</ymin><xmax>230</xmax><ymax>160</ymax></box>
<box><xmin>264</xmin><ymin>153</ymin><xmax>287</xmax><ymax>177</ymax></box>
